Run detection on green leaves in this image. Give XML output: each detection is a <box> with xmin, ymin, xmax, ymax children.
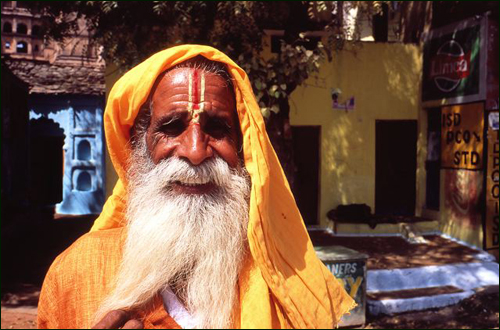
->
<box><xmin>240</xmin><ymin>39</ymin><xmax>325</xmax><ymax>120</ymax></box>
<box><xmin>35</xmin><ymin>1</ymin><xmax>380</xmax><ymax>118</ymax></box>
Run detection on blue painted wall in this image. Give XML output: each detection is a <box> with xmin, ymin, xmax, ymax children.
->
<box><xmin>29</xmin><ymin>95</ymin><xmax>105</xmax><ymax>215</ymax></box>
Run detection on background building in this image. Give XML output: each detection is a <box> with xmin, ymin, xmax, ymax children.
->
<box><xmin>2</xmin><ymin>1</ymin><xmax>106</xmax><ymax>215</ymax></box>
<box><xmin>288</xmin><ymin>41</ymin><xmax>421</xmax><ymax>228</ymax></box>
<box><xmin>275</xmin><ymin>3</ymin><xmax>498</xmax><ymax>259</ymax></box>
<box><xmin>418</xmin><ymin>13</ymin><xmax>498</xmax><ymax>256</ymax></box>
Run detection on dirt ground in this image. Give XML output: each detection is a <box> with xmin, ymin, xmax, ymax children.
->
<box><xmin>1</xmin><ymin>307</ymin><xmax>37</xmax><ymax>329</ymax></box>
<box><xmin>1</xmin><ymin>285</ymin><xmax>498</xmax><ymax>329</ymax></box>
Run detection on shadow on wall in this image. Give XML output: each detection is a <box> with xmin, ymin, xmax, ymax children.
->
<box><xmin>321</xmin><ymin>43</ymin><xmax>421</xmax><ymax>215</ymax></box>
<box><xmin>323</xmin><ymin>113</ymin><xmax>368</xmax><ymax>206</ymax></box>
<box><xmin>382</xmin><ymin>45</ymin><xmax>422</xmax><ymax>108</ymax></box>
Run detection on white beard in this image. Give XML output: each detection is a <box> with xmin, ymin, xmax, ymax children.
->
<box><xmin>95</xmin><ymin>143</ymin><xmax>251</xmax><ymax>329</ymax></box>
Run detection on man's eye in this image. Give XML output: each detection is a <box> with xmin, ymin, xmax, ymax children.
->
<box><xmin>160</xmin><ymin>120</ymin><xmax>185</xmax><ymax>136</ymax></box>
<box><xmin>205</xmin><ymin>119</ymin><xmax>230</xmax><ymax>138</ymax></box>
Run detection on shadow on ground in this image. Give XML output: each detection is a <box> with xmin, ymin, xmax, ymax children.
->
<box><xmin>309</xmin><ymin>230</ymin><xmax>489</xmax><ymax>269</ymax></box>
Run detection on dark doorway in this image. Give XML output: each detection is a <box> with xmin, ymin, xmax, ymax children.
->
<box><xmin>29</xmin><ymin>117</ymin><xmax>64</xmax><ymax>205</ymax></box>
<box><xmin>375</xmin><ymin>120</ymin><xmax>417</xmax><ymax>216</ymax></box>
<box><xmin>291</xmin><ymin>126</ymin><xmax>320</xmax><ymax>225</ymax></box>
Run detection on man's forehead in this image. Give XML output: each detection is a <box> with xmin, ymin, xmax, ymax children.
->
<box><xmin>162</xmin><ymin>67</ymin><xmax>228</xmax><ymax>88</ymax></box>
<box><xmin>153</xmin><ymin>67</ymin><xmax>236</xmax><ymax>113</ymax></box>
<box><xmin>167</xmin><ymin>69</ymin><xmax>189</xmax><ymax>85</ymax></box>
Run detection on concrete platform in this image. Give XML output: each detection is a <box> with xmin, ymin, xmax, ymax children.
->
<box><xmin>309</xmin><ymin>228</ymin><xmax>499</xmax><ymax>316</ymax></box>
<box><xmin>367</xmin><ymin>262</ymin><xmax>499</xmax><ymax>315</ymax></box>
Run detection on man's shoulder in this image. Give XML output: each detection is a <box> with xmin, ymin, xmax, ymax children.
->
<box><xmin>48</xmin><ymin>227</ymin><xmax>126</xmax><ymax>277</ymax></box>
<box><xmin>69</xmin><ymin>226</ymin><xmax>127</xmax><ymax>253</ymax></box>
<box><xmin>38</xmin><ymin>227</ymin><xmax>127</xmax><ymax>328</ymax></box>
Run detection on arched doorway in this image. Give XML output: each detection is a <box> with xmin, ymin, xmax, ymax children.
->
<box><xmin>29</xmin><ymin>117</ymin><xmax>64</xmax><ymax>205</ymax></box>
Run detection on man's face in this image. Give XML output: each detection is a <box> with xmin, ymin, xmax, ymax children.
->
<box><xmin>107</xmin><ymin>66</ymin><xmax>250</xmax><ymax>329</ymax></box>
<box><xmin>146</xmin><ymin>67</ymin><xmax>240</xmax><ymax>194</ymax></box>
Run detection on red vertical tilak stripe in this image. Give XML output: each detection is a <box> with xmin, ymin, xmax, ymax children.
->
<box><xmin>192</xmin><ymin>69</ymin><xmax>200</xmax><ymax>110</ymax></box>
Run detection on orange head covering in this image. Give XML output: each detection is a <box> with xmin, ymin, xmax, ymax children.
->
<box><xmin>91</xmin><ymin>45</ymin><xmax>354</xmax><ymax>328</ymax></box>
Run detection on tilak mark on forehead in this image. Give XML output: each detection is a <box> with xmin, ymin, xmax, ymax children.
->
<box><xmin>187</xmin><ymin>69</ymin><xmax>205</xmax><ymax>124</ymax></box>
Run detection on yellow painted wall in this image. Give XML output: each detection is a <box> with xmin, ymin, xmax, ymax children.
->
<box><xmin>289</xmin><ymin>42</ymin><xmax>423</xmax><ymax>227</ymax></box>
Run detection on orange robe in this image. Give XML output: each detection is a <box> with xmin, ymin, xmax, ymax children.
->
<box><xmin>39</xmin><ymin>45</ymin><xmax>355</xmax><ymax>329</ymax></box>
<box><xmin>37</xmin><ymin>228</ymin><xmax>181</xmax><ymax>329</ymax></box>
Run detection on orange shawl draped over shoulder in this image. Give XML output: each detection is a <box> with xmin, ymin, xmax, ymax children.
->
<box><xmin>41</xmin><ymin>45</ymin><xmax>355</xmax><ymax>329</ymax></box>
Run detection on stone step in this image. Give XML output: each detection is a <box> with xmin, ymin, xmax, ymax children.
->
<box><xmin>367</xmin><ymin>289</ymin><xmax>476</xmax><ymax>315</ymax></box>
<box><xmin>367</xmin><ymin>285</ymin><xmax>464</xmax><ymax>300</ymax></box>
<box><xmin>366</xmin><ymin>262</ymin><xmax>499</xmax><ymax>315</ymax></box>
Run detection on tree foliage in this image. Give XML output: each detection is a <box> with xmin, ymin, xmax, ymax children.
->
<box><xmin>32</xmin><ymin>1</ymin><xmax>392</xmax><ymax>118</ymax></box>
<box><xmin>30</xmin><ymin>1</ymin><xmax>397</xmax><ymax>184</ymax></box>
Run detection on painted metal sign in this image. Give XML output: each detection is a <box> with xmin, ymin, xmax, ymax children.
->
<box><xmin>315</xmin><ymin>246</ymin><xmax>368</xmax><ymax>327</ymax></box>
<box><xmin>486</xmin><ymin>20</ymin><xmax>499</xmax><ymax>110</ymax></box>
<box><xmin>485</xmin><ymin>115</ymin><xmax>499</xmax><ymax>256</ymax></box>
<box><xmin>423</xmin><ymin>16</ymin><xmax>487</xmax><ymax>106</ymax></box>
<box><xmin>441</xmin><ymin>103</ymin><xmax>484</xmax><ymax>170</ymax></box>
<box><xmin>444</xmin><ymin>169</ymin><xmax>484</xmax><ymax>234</ymax></box>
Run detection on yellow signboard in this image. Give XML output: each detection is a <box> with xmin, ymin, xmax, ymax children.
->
<box><xmin>485</xmin><ymin>121</ymin><xmax>499</xmax><ymax>254</ymax></box>
<box><xmin>441</xmin><ymin>103</ymin><xmax>484</xmax><ymax>169</ymax></box>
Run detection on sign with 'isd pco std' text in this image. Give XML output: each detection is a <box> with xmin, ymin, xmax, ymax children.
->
<box><xmin>441</xmin><ymin>103</ymin><xmax>484</xmax><ymax>170</ymax></box>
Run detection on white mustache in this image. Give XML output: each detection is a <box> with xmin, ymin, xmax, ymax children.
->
<box><xmin>153</xmin><ymin>157</ymin><xmax>234</xmax><ymax>189</ymax></box>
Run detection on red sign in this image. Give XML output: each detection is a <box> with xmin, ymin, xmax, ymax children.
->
<box><xmin>422</xmin><ymin>18</ymin><xmax>482</xmax><ymax>103</ymax></box>
<box><xmin>429</xmin><ymin>40</ymin><xmax>472</xmax><ymax>92</ymax></box>
<box><xmin>430</xmin><ymin>52</ymin><xmax>471</xmax><ymax>80</ymax></box>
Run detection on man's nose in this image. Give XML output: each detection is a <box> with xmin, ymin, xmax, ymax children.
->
<box><xmin>176</xmin><ymin>124</ymin><xmax>213</xmax><ymax>165</ymax></box>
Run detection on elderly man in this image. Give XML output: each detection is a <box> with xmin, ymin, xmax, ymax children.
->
<box><xmin>38</xmin><ymin>45</ymin><xmax>354</xmax><ymax>329</ymax></box>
